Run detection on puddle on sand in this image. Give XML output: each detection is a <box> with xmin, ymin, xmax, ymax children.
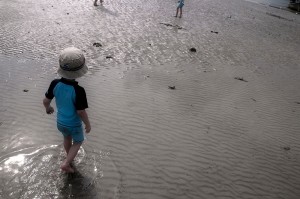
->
<box><xmin>0</xmin><ymin>145</ymin><xmax>121</xmax><ymax>199</ymax></box>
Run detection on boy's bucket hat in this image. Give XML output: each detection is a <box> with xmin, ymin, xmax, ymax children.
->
<box><xmin>58</xmin><ymin>47</ymin><xmax>88</xmax><ymax>79</ymax></box>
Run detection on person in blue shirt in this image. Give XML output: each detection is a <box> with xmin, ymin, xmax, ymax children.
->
<box><xmin>175</xmin><ymin>0</ymin><xmax>185</xmax><ymax>18</ymax></box>
<box><xmin>43</xmin><ymin>47</ymin><xmax>91</xmax><ymax>173</ymax></box>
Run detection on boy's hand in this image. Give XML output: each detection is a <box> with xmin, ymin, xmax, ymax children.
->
<box><xmin>85</xmin><ymin>124</ymin><xmax>91</xmax><ymax>133</ymax></box>
<box><xmin>46</xmin><ymin>106</ymin><xmax>54</xmax><ymax>114</ymax></box>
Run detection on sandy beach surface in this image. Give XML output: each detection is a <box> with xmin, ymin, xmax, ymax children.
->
<box><xmin>1</xmin><ymin>0</ymin><xmax>300</xmax><ymax>198</ymax></box>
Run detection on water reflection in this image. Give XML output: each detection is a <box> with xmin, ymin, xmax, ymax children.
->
<box><xmin>0</xmin><ymin>145</ymin><xmax>117</xmax><ymax>198</ymax></box>
<box><xmin>3</xmin><ymin>154</ymin><xmax>25</xmax><ymax>174</ymax></box>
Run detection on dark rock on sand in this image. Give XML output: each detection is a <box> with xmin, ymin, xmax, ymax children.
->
<box><xmin>168</xmin><ymin>86</ymin><xmax>176</xmax><ymax>90</ymax></box>
<box><xmin>23</xmin><ymin>89</ymin><xmax>29</xmax><ymax>92</ymax></box>
<box><xmin>234</xmin><ymin>77</ymin><xmax>248</xmax><ymax>82</ymax></box>
<box><xmin>106</xmin><ymin>56</ymin><xmax>113</xmax><ymax>59</ymax></box>
<box><xmin>211</xmin><ymin>31</ymin><xmax>218</xmax><ymax>34</ymax></box>
<box><xmin>283</xmin><ymin>146</ymin><xmax>291</xmax><ymax>151</ymax></box>
<box><xmin>93</xmin><ymin>43</ymin><xmax>102</xmax><ymax>47</ymax></box>
<box><xmin>160</xmin><ymin>23</ymin><xmax>184</xmax><ymax>30</ymax></box>
<box><xmin>190</xmin><ymin>48</ymin><xmax>197</xmax><ymax>52</ymax></box>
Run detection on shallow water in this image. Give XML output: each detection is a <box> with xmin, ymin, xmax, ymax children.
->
<box><xmin>1</xmin><ymin>0</ymin><xmax>300</xmax><ymax>198</ymax></box>
<box><xmin>245</xmin><ymin>0</ymin><xmax>290</xmax><ymax>8</ymax></box>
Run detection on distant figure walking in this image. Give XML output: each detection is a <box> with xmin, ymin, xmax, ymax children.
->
<box><xmin>175</xmin><ymin>0</ymin><xmax>184</xmax><ymax>18</ymax></box>
<box><xmin>43</xmin><ymin>47</ymin><xmax>91</xmax><ymax>173</ymax></box>
<box><xmin>94</xmin><ymin>0</ymin><xmax>103</xmax><ymax>6</ymax></box>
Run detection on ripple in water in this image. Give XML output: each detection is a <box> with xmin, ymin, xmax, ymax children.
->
<box><xmin>0</xmin><ymin>145</ymin><xmax>120</xmax><ymax>199</ymax></box>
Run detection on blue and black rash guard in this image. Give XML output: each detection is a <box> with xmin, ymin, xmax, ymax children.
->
<box><xmin>45</xmin><ymin>78</ymin><xmax>88</xmax><ymax>127</ymax></box>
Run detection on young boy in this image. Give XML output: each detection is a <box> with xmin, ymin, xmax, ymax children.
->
<box><xmin>175</xmin><ymin>0</ymin><xmax>185</xmax><ymax>18</ymax></box>
<box><xmin>43</xmin><ymin>47</ymin><xmax>91</xmax><ymax>173</ymax></box>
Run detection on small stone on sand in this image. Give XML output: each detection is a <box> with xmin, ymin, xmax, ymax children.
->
<box><xmin>190</xmin><ymin>48</ymin><xmax>197</xmax><ymax>52</ymax></box>
<box><xmin>283</xmin><ymin>146</ymin><xmax>291</xmax><ymax>151</ymax></box>
<box><xmin>93</xmin><ymin>42</ymin><xmax>102</xmax><ymax>47</ymax></box>
<box><xmin>234</xmin><ymin>77</ymin><xmax>248</xmax><ymax>82</ymax></box>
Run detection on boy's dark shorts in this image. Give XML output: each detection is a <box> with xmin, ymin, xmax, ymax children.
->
<box><xmin>57</xmin><ymin>123</ymin><xmax>84</xmax><ymax>143</ymax></box>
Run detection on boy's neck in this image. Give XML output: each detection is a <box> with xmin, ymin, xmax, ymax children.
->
<box><xmin>62</xmin><ymin>78</ymin><xmax>76</xmax><ymax>82</ymax></box>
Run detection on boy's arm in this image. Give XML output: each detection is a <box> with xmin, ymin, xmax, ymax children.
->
<box><xmin>77</xmin><ymin>109</ymin><xmax>91</xmax><ymax>133</ymax></box>
<box><xmin>43</xmin><ymin>97</ymin><xmax>54</xmax><ymax>114</ymax></box>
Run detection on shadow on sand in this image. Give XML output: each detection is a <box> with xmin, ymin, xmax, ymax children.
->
<box><xmin>96</xmin><ymin>5</ymin><xmax>119</xmax><ymax>17</ymax></box>
<box><xmin>59</xmin><ymin>167</ymin><xmax>99</xmax><ymax>198</ymax></box>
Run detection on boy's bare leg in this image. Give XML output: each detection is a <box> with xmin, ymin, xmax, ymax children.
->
<box><xmin>63</xmin><ymin>136</ymin><xmax>72</xmax><ymax>154</ymax></box>
<box><xmin>179</xmin><ymin>8</ymin><xmax>182</xmax><ymax>18</ymax></box>
<box><xmin>61</xmin><ymin>142</ymin><xmax>82</xmax><ymax>173</ymax></box>
<box><xmin>100</xmin><ymin>0</ymin><xmax>103</xmax><ymax>3</ymax></box>
<box><xmin>94</xmin><ymin>0</ymin><xmax>97</xmax><ymax>6</ymax></box>
<box><xmin>175</xmin><ymin>8</ymin><xmax>179</xmax><ymax>17</ymax></box>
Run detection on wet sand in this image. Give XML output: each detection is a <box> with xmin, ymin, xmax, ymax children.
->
<box><xmin>1</xmin><ymin>0</ymin><xmax>300</xmax><ymax>198</ymax></box>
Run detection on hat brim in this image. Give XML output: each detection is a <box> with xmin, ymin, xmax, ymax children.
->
<box><xmin>57</xmin><ymin>63</ymin><xmax>88</xmax><ymax>79</ymax></box>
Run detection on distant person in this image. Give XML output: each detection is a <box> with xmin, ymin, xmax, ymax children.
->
<box><xmin>175</xmin><ymin>0</ymin><xmax>184</xmax><ymax>18</ymax></box>
<box><xmin>43</xmin><ymin>47</ymin><xmax>91</xmax><ymax>173</ymax></box>
<box><xmin>94</xmin><ymin>0</ymin><xmax>103</xmax><ymax>6</ymax></box>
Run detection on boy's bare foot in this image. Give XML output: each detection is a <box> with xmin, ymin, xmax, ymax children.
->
<box><xmin>94</xmin><ymin>3</ymin><xmax>97</xmax><ymax>6</ymax></box>
<box><xmin>61</xmin><ymin>163</ymin><xmax>74</xmax><ymax>173</ymax></box>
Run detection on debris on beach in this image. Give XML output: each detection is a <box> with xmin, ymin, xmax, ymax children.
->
<box><xmin>160</xmin><ymin>23</ymin><xmax>172</xmax><ymax>27</ymax></box>
<box><xmin>211</xmin><ymin>31</ymin><xmax>218</xmax><ymax>34</ymax></box>
<box><xmin>190</xmin><ymin>48</ymin><xmax>197</xmax><ymax>52</ymax></box>
<box><xmin>251</xmin><ymin>98</ymin><xmax>257</xmax><ymax>102</ymax></box>
<box><xmin>234</xmin><ymin>77</ymin><xmax>248</xmax><ymax>82</ymax></box>
<box><xmin>266</xmin><ymin>12</ymin><xmax>293</xmax><ymax>21</ymax></box>
<box><xmin>67</xmin><ymin>13</ymin><xmax>69</xmax><ymax>15</ymax></box>
<box><xmin>93</xmin><ymin>42</ymin><xmax>102</xmax><ymax>47</ymax></box>
<box><xmin>206</xmin><ymin>126</ymin><xmax>210</xmax><ymax>133</ymax></box>
<box><xmin>283</xmin><ymin>146</ymin><xmax>291</xmax><ymax>151</ymax></box>
<box><xmin>23</xmin><ymin>89</ymin><xmax>29</xmax><ymax>92</ymax></box>
<box><xmin>168</xmin><ymin>86</ymin><xmax>176</xmax><ymax>90</ymax></box>
<box><xmin>160</xmin><ymin>23</ymin><xmax>184</xmax><ymax>30</ymax></box>
<box><xmin>106</xmin><ymin>56</ymin><xmax>113</xmax><ymax>59</ymax></box>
